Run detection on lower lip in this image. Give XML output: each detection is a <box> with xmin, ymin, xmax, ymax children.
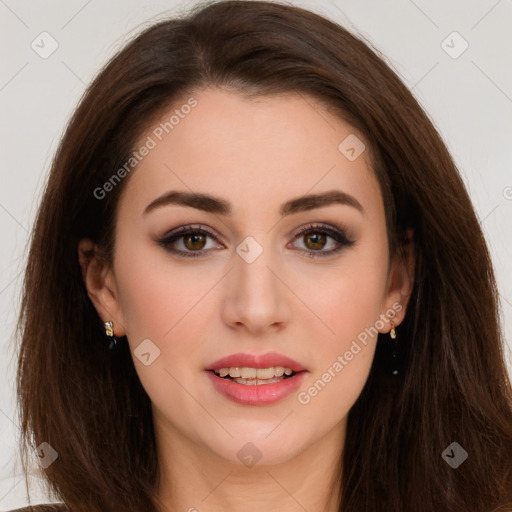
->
<box><xmin>206</xmin><ymin>370</ymin><xmax>307</xmax><ymax>406</ymax></box>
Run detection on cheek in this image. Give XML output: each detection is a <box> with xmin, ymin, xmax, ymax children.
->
<box><xmin>113</xmin><ymin>242</ymin><xmax>225</xmax><ymax>413</ymax></box>
<box><xmin>294</xmin><ymin>249</ymin><xmax>388</xmax><ymax>408</ymax></box>
<box><xmin>114</xmin><ymin>235</ymin><xmax>206</xmax><ymax>342</ymax></box>
<box><xmin>113</xmin><ymin>244</ymin><xmax>213</xmax><ymax>410</ymax></box>
<box><xmin>303</xmin><ymin>256</ymin><xmax>389</xmax><ymax>351</ymax></box>
<box><xmin>305</xmin><ymin>279</ymin><xmax>382</xmax><ymax>383</ymax></box>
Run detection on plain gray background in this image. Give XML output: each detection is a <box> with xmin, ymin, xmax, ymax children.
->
<box><xmin>1</xmin><ymin>0</ymin><xmax>511</xmax><ymax>508</ymax></box>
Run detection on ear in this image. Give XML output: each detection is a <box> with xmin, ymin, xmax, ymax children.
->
<box><xmin>378</xmin><ymin>228</ymin><xmax>415</xmax><ymax>334</ymax></box>
<box><xmin>77</xmin><ymin>238</ymin><xmax>127</xmax><ymax>337</ymax></box>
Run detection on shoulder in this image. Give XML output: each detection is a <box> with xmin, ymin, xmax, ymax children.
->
<box><xmin>8</xmin><ymin>505</ymin><xmax>70</xmax><ymax>512</ymax></box>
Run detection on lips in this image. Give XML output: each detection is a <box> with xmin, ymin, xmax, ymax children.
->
<box><xmin>205</xmin><ymin>351</ymin><xmax>307</xmax><ymax>372</ymax></box>
<box><xmin>204</xmin><ymin>351</ymin><xmax>309</xmax><ymax>405</ymax></box>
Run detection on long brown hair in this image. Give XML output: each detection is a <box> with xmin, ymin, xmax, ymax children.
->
<box><xmin>16</xmin><ymin>1</ymin><xmax>512</xmax><ymax>511</ymax></box>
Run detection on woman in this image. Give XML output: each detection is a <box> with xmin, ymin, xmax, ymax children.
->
<box><xmin>12</xmin><ymin>1</ymin><xmax>512</xmax><ymax>511</ymax></box>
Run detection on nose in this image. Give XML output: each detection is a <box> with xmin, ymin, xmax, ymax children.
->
<box><xmin>221</xmin><ymin>237</ymin><xmax>291</xmax><ymax>336</ymax></box>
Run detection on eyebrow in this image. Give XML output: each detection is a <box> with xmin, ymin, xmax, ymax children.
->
<box><xmin>143</xmin><ymin>189</ymin><xmax>364</xmax><ymax>217</ymax></box>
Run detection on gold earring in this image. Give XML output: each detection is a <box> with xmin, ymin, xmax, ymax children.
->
<box><xmin>103</xmin><ymin>320</ymin><xmax>119</xmax><ymax>352</ymax></box>
<box><xmin>390</xmin><ymin>321</ymin><xmax>397</xmax><ymax>339</ymax></box>
<box><xmin>104</xmin><ymin>321</ymin><xmax>114</xmax><ymax>337</ymax></box>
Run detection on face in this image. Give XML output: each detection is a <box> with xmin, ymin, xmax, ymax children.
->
<box><xmin>80</xmin><ymin>87</ymin><xmax>413</xmax><ymax>468</ymax></box>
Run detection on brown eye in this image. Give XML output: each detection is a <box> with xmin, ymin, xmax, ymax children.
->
<box><xmin>303</xmin><ymin>232</ymin><xmax>327</xmax><ymax>251</ymax></box>
<box><xmin>183</xmin><ymin>233</ymin><xmax>207</xmax><ymax>251</ymax></box>
<box><xmin>292</xmin><ymin>224</ymin><xmax>356</xmax><ymax>258</ymax></box>
<box><xmin>157</xmin><ymin>225</ymin><xmax>222</xmax><ymax>258</ymax></box>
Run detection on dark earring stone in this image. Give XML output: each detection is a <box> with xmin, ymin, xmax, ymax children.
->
<box><xmin>388</xmin><ymin>337</ymin><xmax>401</xmax><ymax>376</ymax></box>
<box><xmin>105</xmin><ymin>336</ymin><xmax>118</xmax><ymax>351</ymax></box>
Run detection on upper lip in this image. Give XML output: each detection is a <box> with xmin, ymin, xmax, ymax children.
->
<box><xmin>205</xmin><ymin>352</ymin><xmax>308</xmax><ymax>372</ymax></box>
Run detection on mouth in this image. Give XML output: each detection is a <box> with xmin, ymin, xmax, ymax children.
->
<box><xmin>205</xmin><ymin>352</ymin><xmax>308</xmax><ymax>405</ymax></box>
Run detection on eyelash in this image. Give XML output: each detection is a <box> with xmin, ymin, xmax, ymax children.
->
<box><xmin>157</xmin><ymin>223</ymin><xmax>356</xmax><ymax>259</ymax></box>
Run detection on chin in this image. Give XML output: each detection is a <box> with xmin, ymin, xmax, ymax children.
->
<box><xmin>202</xmin><ymin>427</ymin><xmax>309</xmax><ymax>467</ymax></box>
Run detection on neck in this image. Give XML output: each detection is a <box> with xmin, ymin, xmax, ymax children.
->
<box><xmin>151</xmin><ymin>414</ymin><xmax>346</xmax><ymax>512</ymax></box>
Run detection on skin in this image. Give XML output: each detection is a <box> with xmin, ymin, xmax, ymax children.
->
<box><xmin>78</xmin><ymin>87</ymin><xmax>415</xmax><ymax>512</ymax></box>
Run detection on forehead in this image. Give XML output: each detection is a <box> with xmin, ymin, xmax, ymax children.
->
<box><xmin>117</xmin><ymin>87</ymin><xmax>381</xmax><ymax>219</ymax></box>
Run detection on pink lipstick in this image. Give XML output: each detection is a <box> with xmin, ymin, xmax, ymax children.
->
<box><xmin>205</xmin><ymin>351</ymin><xmax>308</xmax><ymax>406</ymax></box>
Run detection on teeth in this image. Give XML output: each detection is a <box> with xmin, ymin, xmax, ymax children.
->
<box><xmin>214</xmin><ymin>366</ymin><xmax>295</xmax><ymax>379</ymax></box>
<box><xmin>241</xmin><ymin>367</ymin><xmax>257</xmax><ymax>379</ymax></box>
<box><xmin>231</xmin><ymin>376</ymin><xmax>287</xmax><ymax>385</ymax></box>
